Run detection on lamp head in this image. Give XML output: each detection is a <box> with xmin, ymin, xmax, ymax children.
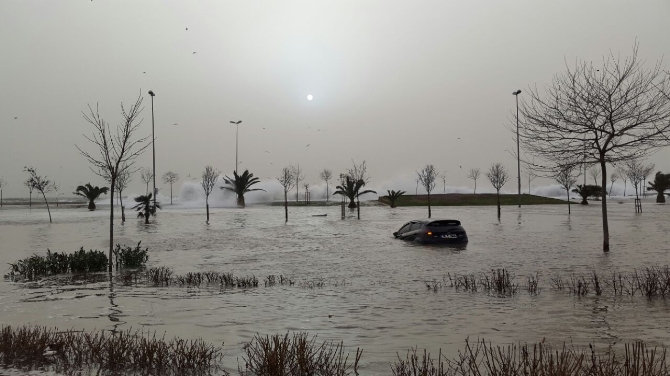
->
<box><xmin>512</xmin><ymin>90</ymin><xmax>522</xmax><ymax>95</ymax></box>
<box><xmin>148</xmin><ymin>90</ymin><xmax>155</xmax><ymax>96</ymax></box>
<box><xmin>230</xmin><ymin>120</ymin><xmax>242</xmax><ymax>125</ymax></box>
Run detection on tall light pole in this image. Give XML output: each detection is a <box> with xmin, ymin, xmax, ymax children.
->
<box><xmin>230</xmin><ymin>120</ymin><xmax>242</xmax><ymax>172</ymax></box>
<box><xmin>513</xmin><ymin>89</ymin><xmax>522</xmax><ymax>208</ymax></box>
<box><xmin>148</xmin><ymin>90</ymin><xmax>156</xmax><ymax>208</ymax></box>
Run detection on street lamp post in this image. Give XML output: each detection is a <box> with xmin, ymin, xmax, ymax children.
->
<box><xmin>148</xmin><ymin>90</ymin><xmax>156</xmax><ymax>208</ymax></box>
<box><xmin>513</xmin><ymin>89</ymin><xmax>522</xmax><ymax>208</ymax></box>
<box><xmin>230</xmin><ymin>120</ymin><xmax>242</xmax><ymax>172</ymax></box>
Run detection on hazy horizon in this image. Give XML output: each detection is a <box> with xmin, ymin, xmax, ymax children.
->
<box><xmin>2</xmin><ymin>1</ymin><xmax>670</xmax><ymax>198</ymax></box>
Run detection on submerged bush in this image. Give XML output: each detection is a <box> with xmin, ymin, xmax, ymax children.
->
<box><xmin>69</xmin><ymin>247</ymin><xmax>107</xmax><ymax>273</ymax></box>
<box><xmin>0</xmin><ymin>325</ymin><xmax>225</xmax><ymax>375</ymax></box>
<box><xmin>113</xmin><ymin>242</ymin><xmax>149</xmax><ymax>269</ymax></box>
<box><xmin>7</xmin><ymin>244</ymin><xmax>149</xmax><ymax>281</ymax></box>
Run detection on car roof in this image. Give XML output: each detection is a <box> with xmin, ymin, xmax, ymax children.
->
<box><xmin>420</xmin><ymin>219</ymin><xmax>462</xmax><ymax>225</ymax></box>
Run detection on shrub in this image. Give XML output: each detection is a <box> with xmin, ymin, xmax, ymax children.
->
<box><xmin>113</xmin><ymin>242</ymin><xmax>149</xmax><ymax>269</ymax></box>
<box><xmin>69</xmin><ymin>248</ymin><xmax>107</xmax><ymax>273</ymax></box>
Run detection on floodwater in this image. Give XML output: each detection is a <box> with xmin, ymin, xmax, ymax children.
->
<box><xmin>1</xmin><ymin>200</ymin><xmax>669</xmax><ymax>374</ymax></box>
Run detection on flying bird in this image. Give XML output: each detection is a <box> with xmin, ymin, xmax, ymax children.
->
<box><xmin>264</xmin><ymin>150</ymin><xmax>270</xmax><ymax>153</ymax></box>
<box><xmin>459</xmin><ymin>166</ymin><xmax>462</xmax><ymax>169</ymax></box>
<box><xmin>192</xmin><ymin>52</ymin><xmax>197</xmax><ymax>54</ymax></box>
<box><xmin>185</xmin><ymin>27</ymin><xmax>188</xmax><ymax>30</ymax></box>
<box><xmin>14</xmin><ymin>117</ymin><xmax>18</xmax><ymax>119</ymax></box>
<box><xmin>173</xmin><ymin>123</ymin><xmax>178</xmax><ymax>125</ymax></box>
<box><xmin>306</xmin><ymin>144</ymin><xmax>310</xmax><ymax>147</ymax></box>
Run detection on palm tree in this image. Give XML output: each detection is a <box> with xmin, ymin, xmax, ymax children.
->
<box><xmin>333</xmin><ymin>176</ymin><xmax>376</xmax><ymax>209</ymax></box>
<box><xmin>647</xmin><ymin>171</ymin><xmax>670</xmax><ymax>203</ymax></box>
<box><xmin>571</xmin><ymin>184</ymin><xmax>601</xmax><ymax>205</ymax></box>
<box><xmin>221</xmin><ymin>170</ymin><xmax>266</xmax><ymax>208</ymax></box>
<box><xmin>132</xmin><ymin>193</ymin><xmax>160</xmax><ymax>224</ymax></box>
<box><xmin>73</xmin><ymin>183</ymin><xmax>109</xmax><ymax>210</ymax></box>
<box><xmin>384</xmin><ymin>190</ymin><xmax>406</xmax><ymax>208</ymax></box>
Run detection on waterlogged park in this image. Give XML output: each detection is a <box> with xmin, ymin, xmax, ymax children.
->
<box><xmin>3</xmin><ymin>14</ymin><xmax>670</xmax><ymax>376</ymax></box>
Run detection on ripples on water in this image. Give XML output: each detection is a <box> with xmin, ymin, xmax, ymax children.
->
<box><xmin>1</xmin><ymin>201</ymin><xmax>669</xmax><ymax>374</ymax></box>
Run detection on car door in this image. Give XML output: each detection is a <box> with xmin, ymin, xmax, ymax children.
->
<box><xmin>395</xmin><ymin>223</ymin><xmax>412</xmax><ymax>238</ymax></box>
<box><xmin>400</xmin><ymin>222</ymin><xmax>423</xmax><ymax>240</ymax></box>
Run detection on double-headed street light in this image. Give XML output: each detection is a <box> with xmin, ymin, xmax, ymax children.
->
<box><xmin>148</xmin><ymin>90</ymin><xmax>156</xmax><ymax>208</ymax></box>
<box><xmin>230</xmin><ymin>120</ymin><xmax>242</xmax><ymax>173</ymax></box>
<box><xmin>512</xmin><ymin>89</ymin><xmax>522</xmax><ymax>208</ymax></box>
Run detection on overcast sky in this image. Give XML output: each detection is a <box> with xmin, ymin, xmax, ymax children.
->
<box><xmin>1</xmin><ymin>1</ymin><xmax>669</xmax><ymax>197</ymax></box>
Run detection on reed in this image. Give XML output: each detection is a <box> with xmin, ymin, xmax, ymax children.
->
<box><xmin>391</xmin><ymin>339</ymin><xmax>668</xmax><ymax>376</ymax></box>
<box><xmin>526</xmin><ymin>272</ymin><xmax>540</xmax><ymax>295</ymax></box>
<box><xmin>0</xmin><ymin>325</ymin><xmax>225</xmax><ymax>375</ymax></box>
<box><xmin>480</xmin><ymin>268</ymin><xmax>519</xmax><ymax>296</ymax></box>
<box><xmin>239</xmin><ymin>332</ymin><xmax>361</xmax><ymax>376</ymax></box>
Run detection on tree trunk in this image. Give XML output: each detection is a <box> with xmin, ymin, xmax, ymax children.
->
<box><xmin>624</xmin><ymin>181</ymin><xmax>627</xmax><ymax>196</ymax></box>
<box><xmin>600</xmin><ymin>160</ymin><xmax>609</xmax><ymax>252</ymax></box>
<box><xmin>657</xmin><ymin>192</ymin><xmax>666</xmax><ymax>203</ymax></box>
<box><xmin>29</xmin><ymin>191</ymin><xmax>32</xmax><ymax>208</ymax></box>
<box><xmin>566</xmin><ymin>188</ymin><xmax>571</xmax><ymax>214</ymax></box>
<box><xmin>326</xmin><ymin>182</ymin><xmax>329</xmax><ymax>202</ymax></box>
<box><xmin>1</xmin><ymin>188</ymin><xmax>2</xmax><ymax>207</ymax></box>
<box><xmin>206</xmin><ymin>197</ymin><xmax>210</xmax><ymax>224</ymax></box>
<box><xmin>119</xmin><ymin>191</ymin><xmax>125</xmax><ymax>223</ymax></box>
<box><xmin>109</xmin><ymin>178</ymin><xmax>115</xmax><ymax>272</ymax></box>
<box><xmin>284</xmin><ymin>190</ymin><xmax>288</xmax><ymax>222</ymax></box>
<box><xmin>41</xmin><ymin>192</ymin><xmax>52</xmax><ymax>223</ymax></box>
<box><xmin>88</xmin><ymin>199</ymin><xmax>96</xmax><ymax>210</ymax></box>
<box><xmin>296</xmin><ymin>181</ymin><xmax>299</xmax><ymax>203</ymax></box>
<box><xmin>609</xmin><ymin>183</ymin><xmax>613</xmax><ymax>196</ymax></box>
<box><xmin>357</xmin><ymin>200</ymin><xmax>360</xmax><ymax>220</ymax></box>
<box><xmin>237</xmin><ymin>194</ymin><xmax>245</xmax><ymax>208</ymax></box>
<box><xmin>170</xmin><ymin>183</ymin><xmax>173</xmax><ymax>205</ymax></box>
<box><xmin>145</xmin><ymin>211</ymin><xmax>149</xmax><ymax>224</ymax></box>
<box><xmin>427</xmin><ymin>192</ymin><xmax>431</xmax><ymax>218</ymax></box>
<box><xmin>496</xmin><ymin>190</ymin><xmax>501</xmax><ymax>218</ymax></box>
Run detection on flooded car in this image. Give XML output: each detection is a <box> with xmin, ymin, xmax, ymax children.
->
<box><xmin>393</xmin><ymin>219</ymin><xmax>468</xmax><ymax>244</ymax></box>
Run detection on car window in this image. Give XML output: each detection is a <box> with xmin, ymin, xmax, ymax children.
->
<box><xmin>409</xmin><ymin>222</ymin><xmax>422</xmax><ymax>231</ymax></box>
<box><xmin>427</xmin><ymin>220</ymin><xmax>460</xmax><ymax>227</ymax></box>
<box><xmin>398</xmin><ymin>224</ymin><xmax>411</xmax><ymax>234</ymax></box>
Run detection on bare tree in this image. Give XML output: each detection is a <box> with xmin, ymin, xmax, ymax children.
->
<box><xmin>319</xmin><ymin>169</ymin><xmax>332</xmax><ymax>201</ymax></box>
<box><xmin>527</xmin><ymin>171</ymin><xmax>536</xmax><ymax>194</ymax></box>
<box><xmin>277</xmin><ymin>167</ymin><xmax>295</xmax><ymax>222</ymax></box>
<box><xmin>0</xmin><ymin>177</ymin><xmax>5</xmax><ymax>208</ymax></box>
<box><xmin>486</xmin><ymin>163</ymin><xmax>509</xmax><ymax>218</ymax></box>
<box><xmin>24</xmin><ymin>167</ymin><xmax>56</xmax><ymax>222</ymax></box>
<box><xmin>51</xmin><ymin>182</ymin><xmax>59</xmax><ymax>208</ymax></box>
<box><xmin>291</xmin><ymin>164</ymin><xmax>304</xmax><ymax>203</ymax></box>
<box><xmin>417</xmin><ymin>164</ymin><xmax>437</xmax><ymax>218</ymax></box>
<box><xmin>162</xmin><ymin>171</ymin><xmax>180</xmax><ymax>205</ymax></box>
<box><xmin>467</xmin><ymin>168</ymin><xmax>481</xmax><ymax>194</ymax></box>
<box><xmin>609</xmin><ymin>172</ymin><xmax>618</xmax><ymax>196</ymax></box>
<box><xmin>348</xmin><ymin>160</ymin><xmax>370</xmax><ymax>183</ymax></box>
<box><xmin>24</xmin><ymin>179</ymin><xmax>34</xmax><ymax>208</ymax></box>
<box><xmin>115</xmin><ymin>168</ymin><xmax>132</xmax><ymax>223</ymax></box>
<box><xmin>616</xmin><ymin>165</ymin><xmax>628</xmax><ymax>196</ymax></box>
<box><xmin>555</xmin><ymin>166</ymin><xmax>578</xmax><ymax>214</ymax></box>
<box><xmin>440</xmin><ymin>172</ymin><xmax>447</xmax><ymax>193</ymax></box>
<box><xmin>201</xmin><ymin>166</ymin><xmax>220</xmax><ymax>224</ymax></box>
<box><xmin>517</xmin><ymin>45</ymin><xmax>670</xmax><ymax>251</ymax></box>
<box><xmin>624</xmin><ymin>158</ymin><xmax>647</xmax><ymax>200</ymax></box>
<box><xmin>641</xmin><ymin>163</ymin><xmax>655</xmax><ymax>198</ymax></box>
<box><xmin>303</xmin><ymin>182</ymin><xmax>310</xmax><ymax>203</ymax></box>
<box><xmin>140</xmin><ymin>168</ymin><xmax>153</xmax><ymax>195</ymax></box>
<box><xmin>77</xmin><ymin>94</ymin><xmax>150</xmax><ymax>271</ymax></box>
<box><xmin>589</xmin><ymin>166</ymin><xmax>601</xmax><ymax>186</ymax></box>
